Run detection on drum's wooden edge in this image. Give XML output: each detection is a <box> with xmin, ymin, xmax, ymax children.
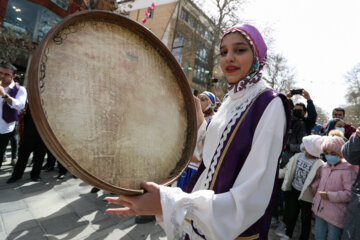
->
<box><xmin>28</xmin><ymin>10</ymin><xmax>197</xmax><ymax>195</ymax></box>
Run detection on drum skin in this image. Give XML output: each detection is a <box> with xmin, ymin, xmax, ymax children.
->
<box><xmin>28</xmin><ymin>10</ymin><xmax>197</xmax><ymax>195</ymax></box>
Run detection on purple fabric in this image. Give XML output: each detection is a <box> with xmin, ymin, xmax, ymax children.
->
<box><xmin>223</xmin><ymin>24</ymin><xmax>267</xmax><ymax>65</ymax></box>
<box><xmin>185</xmin><ymin>89</ymin><xmax>291</xmax><ymax>239</ymax></box>
<box><xmin>2</xmin><ymin>83</ymin><xmax>20</xmax><ymax>123</ymax></box>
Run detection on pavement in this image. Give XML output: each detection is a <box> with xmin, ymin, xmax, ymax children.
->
<box><xmin>0</xmin><ymin>159</ymin><xmax>166</xmax><ymax>240</ymax></box>
<box><xmin>0</xmin><ymin>151</ymin><xmax>312</xmax><ymax>240</ymax></box>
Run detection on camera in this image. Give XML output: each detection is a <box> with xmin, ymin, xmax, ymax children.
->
<box><xmin>291</xmin><ymin>89</ymin><xmax>303</xmax><ymax>95</ymax></box>
<box><xmin>211</xmin><ymin>78</ymin><xmax>218</xmax><ymax>83</ymax></box>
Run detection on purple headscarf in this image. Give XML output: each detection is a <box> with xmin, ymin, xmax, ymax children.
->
<box><xmin>221</xmin><ymin>24</ymin><xmax>267</xmax><ymax>93</ymax></box>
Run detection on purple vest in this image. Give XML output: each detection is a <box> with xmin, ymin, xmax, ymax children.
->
<box><xmin>2</xmin><ymin>83</ymin><xmax>20</xmax><ymax>123</ymax></box>
<box><xmin>184</xmin><ymin>89</ymin><xmax>291</xmax><ymax>240</ymax></box>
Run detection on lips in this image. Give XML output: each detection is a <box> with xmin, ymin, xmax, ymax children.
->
<box><xmin>226</xmin><ymin>65</ymin><xmax>240</xmax><ymax>73</ymax></box>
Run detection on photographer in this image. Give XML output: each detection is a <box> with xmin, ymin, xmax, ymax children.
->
<box><xmin>286</xmin><ymin>88</ymin><xmax>317</xmax><ymax>135</ymax></box>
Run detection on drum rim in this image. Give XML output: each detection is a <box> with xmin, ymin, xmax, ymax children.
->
<box><xmin>28</xmin><ymin>10</ymin><xmax>197</xmax><ymax>195</ymax></box>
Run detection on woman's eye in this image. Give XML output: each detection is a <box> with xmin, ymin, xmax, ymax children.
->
<box><xmin>236</xmin><ymin>48</ymin><xmax>246</xmax><ymax>53</ymax></box>
<box><xmin>220</xmin><ymin>50</ymin><xmax>227</xmax><ymax>56</ymax></box>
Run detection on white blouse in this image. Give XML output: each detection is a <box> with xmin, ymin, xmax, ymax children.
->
<box><xmin>157</xmin><ymin>80</ymin><xmax>287</xmax><ymax>240</ymax></box>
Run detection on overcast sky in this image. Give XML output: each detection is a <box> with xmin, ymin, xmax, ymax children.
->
<box><xmin>198</xmin><ymin>0</ymin><xmax>360</xmax><ymax>117</ymax></box>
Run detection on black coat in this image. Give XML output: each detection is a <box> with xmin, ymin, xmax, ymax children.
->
<box><xmin>341</xmin><ymin>133</ymin><xmax>360</xmax><ymax>240</ymax></box>
<box><xmin>280</xmin><ymin>116</ymin><xmax>307</xmax><ymax>168</ymax></box>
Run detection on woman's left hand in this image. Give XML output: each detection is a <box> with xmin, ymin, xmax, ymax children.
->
<box><xmin>104</xmin><ymin>182</ymin><xmax>162</xmax><ymax>216</ymax></box>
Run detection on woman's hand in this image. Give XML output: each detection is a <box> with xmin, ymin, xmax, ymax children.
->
<box><xmin>194</xmin><ymin>96</ymin><xmax>205</xmax><ymax>129</ymax></box>
<box><xmin>104</xmin><ymin>182</ymin><xmax>162</xmax><ymax>216</ymax></box>
<box><xmin>319</xmin><ymin>191</ymin><xmax>329</xmax><ymax>200</ymax></box>
<box><xmin>356</xmin><ymin>127</ymin><xmax>360</xmax><ymax>137</ymax></box>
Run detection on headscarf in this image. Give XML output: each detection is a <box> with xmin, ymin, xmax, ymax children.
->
<box><xmin>323</xmin><ymin>118</ymin><xmax>344</xmax><ymax>136</ymax></box>
<box><xmin>221</xmin><ymin>24</ymin><xmax>267</xmax><ymax>93</ymax></box>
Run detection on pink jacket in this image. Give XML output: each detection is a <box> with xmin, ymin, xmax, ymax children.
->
<box><xmin>311</xmin><ymin>159</ymin><xmax>357</xmax><ymax>229</ymax></box>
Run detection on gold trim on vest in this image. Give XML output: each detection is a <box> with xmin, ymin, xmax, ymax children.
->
<box><xmin>235</xmin><ymin>233</ymin><xmax>259</xmax><ymax>240</ymax></box>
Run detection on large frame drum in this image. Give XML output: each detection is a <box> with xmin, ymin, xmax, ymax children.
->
<box><xmin>28</xmin><ymin>10</ymin><xmax>197</xmax><ymax>195</ymax></box>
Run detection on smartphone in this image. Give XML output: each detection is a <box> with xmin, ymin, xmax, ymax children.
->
<box><xmin>291</xmin><ymin>89</ymin><xmax>303</xmax><ymax>95</ymax></box>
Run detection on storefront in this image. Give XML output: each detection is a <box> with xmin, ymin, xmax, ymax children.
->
<box><xmin>0</xmin><ymin>0</ymin><xmax>87</xmax><ymax>72</ymax></box>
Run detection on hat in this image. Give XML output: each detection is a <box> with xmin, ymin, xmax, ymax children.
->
<box><xmin>321</xmin><ymin>136</ymin><xmax>345</xmax><ymax>158</ymax></box>
<box><xmin>199</xmin><ymin>91</ymin><xmax>215</xmax><ymax>106</ymax></box>
<box><xmin>302</xmin><ymin>135</ymin><xmax>323</xmax><ymax>158</ymax></box>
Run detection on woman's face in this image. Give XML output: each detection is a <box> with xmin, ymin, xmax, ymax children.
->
<box><xmin>199</xmin><ymin>95</ymin><xmax>210</xmax><ymax>112</ymax></box>
<box><xmin>334</xmin><ymin>121</ymin><xmax>345</xmax><ymax>128</ymax></box>
<box><xmin>220</xmin><ymin>32</ymin><xmax>254</xmax><ymax>84</ymax></box>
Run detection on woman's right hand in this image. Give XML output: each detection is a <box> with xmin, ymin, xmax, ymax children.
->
<box><xmin>194</xmin><ymin>96</ymin><xmax>204</xmax><ymax>130</ymax></box>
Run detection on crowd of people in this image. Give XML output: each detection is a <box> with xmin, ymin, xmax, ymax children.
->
<box><xmin>0</xmin><ymin>63</ymin><xmax>70</xmax><ymax>184</ymax></box>
<box><xmin>1</xmin><ymin>22</ymin><xmax>360</xmax><ymax>240</ymax></box>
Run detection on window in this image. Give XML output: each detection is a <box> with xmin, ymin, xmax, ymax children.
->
<box><xmin>180</xmin><ymin>9</ymin><xmax>188</xmax><ymax>21</ymax></box>
<box><xmin>173</xmin><ymin>32</ymin><xmax>186</xmax><ymax>48</ymax></box>
<box><xmin>187</xmin><ymin>14</ymin><xmax>195</xmax><ymax>27</ymax></box>
<box><xmin>50</xmin><ymin>0</ymin><xmax>68</xmax><ymax>10</ymax></box>
<box><xmin>172</xmin><ymin>48</ymin><xmax>183</xmax><ymax>63</ymax></box>
<box><xmin>4</xmin><ymin>0</ymin><xmax>62</xmax><ymax>42</ymax></box>
<box><xmin>196</xmin><ymin>48</ymin><xmax>207</xmax><ymax>63</ymax></box>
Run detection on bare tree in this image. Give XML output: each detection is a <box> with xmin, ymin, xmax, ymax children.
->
<box><xmin>0</xmin><ymin>27</ymin><xmax>34</xmax><ymax>63</ymax></box>
<box><xmin>344</xmin><ymin>62</ymin><xmax>360</xmax><ymax>105</ymax></box>
<box><xmin>263</xmin><ymin>53</ymin><xmax>296</xmax><ymax>93</ymax></box>
<box><xmin>314</xmin><ymin>104</ymin><xmax>329</xmax><ymax>125</ymax></box>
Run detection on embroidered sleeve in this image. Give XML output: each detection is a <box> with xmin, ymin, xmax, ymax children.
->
<box><xmin>159</xmin><ymin>185</ymin><xmax>214</xmax><ymax>240</ymax></box>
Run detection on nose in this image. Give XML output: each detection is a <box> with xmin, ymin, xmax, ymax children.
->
<box><xmin>225</xmin><ymin>51</ymin><xmax>235</xmax><ymax>62</ymax></box>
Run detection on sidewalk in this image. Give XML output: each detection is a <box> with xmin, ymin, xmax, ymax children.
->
<box><xmin>0</xmin><ymin>160</ymin><xmax>309</xmax><ymax>240</ymax></box>
<box><xmin>0</xmin><ymin>161</ymin><xmax>166</xmax><ymax>240</ymax></box>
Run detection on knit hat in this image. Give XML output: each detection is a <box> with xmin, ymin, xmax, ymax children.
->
<box><xmin>302</xmin><ymin>135</ymin><xmax>323</xmax><ymax>158</ymax></box>
<box><xmin>321</xmin><ymin>136</ymin><xmax>345</xmax><ymax>158</ymax></box>
<box><xmin>199</xmin><ymin>91</ymin><xmax>216</xmax><ymax>106</ymax></box>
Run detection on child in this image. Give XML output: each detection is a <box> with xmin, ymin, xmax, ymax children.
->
<box><xmin>277</xmin><ymin>135</ymin><xmax>324</xmax><ymax>240</ymax></box>
<box><xmin>312</xmin><ymin>136</ymin><xmax>357</xmax><ymax>240</ymax></box>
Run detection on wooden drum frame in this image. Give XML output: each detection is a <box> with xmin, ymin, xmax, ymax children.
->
<box><xmin>28</xmin><ymin>10</ymin><xmax>197</xmax><ymax>195</ymax></box>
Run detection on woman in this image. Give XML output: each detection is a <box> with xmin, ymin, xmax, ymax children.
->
<box><xmin>105</xmin><ymin>24</ymin><xmax>291</xmax><ymax>239</ymax></box>
<box><xmin>323</xmin><ymin>118</ymin><xmax>345</xmax><ymax>136</ymax></box>
<box><xmin>198</xmin><ymin>91</ymin><xmax>216</xmax><ymax>123</ymax></box>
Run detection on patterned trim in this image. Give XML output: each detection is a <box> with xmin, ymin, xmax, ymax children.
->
<box><xmin>209</xmin><ymin>89</ymin><xmax>269</xmax><ymax>190</ymax></box>
<box><xmin>235</xmin><ymin>233</ymin><xmax>259</xmax><ymax>240</ymax></box>
<box><xmin>204</xmin><ymin>88</ymin><xmax>270</xmax><ymax>189</ymax></box>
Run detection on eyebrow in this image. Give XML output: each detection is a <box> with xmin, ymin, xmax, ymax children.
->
<box><xmin>220</xmin><ymin>42</ymin><xmax>248</xmax><ymax>49</ymax></box>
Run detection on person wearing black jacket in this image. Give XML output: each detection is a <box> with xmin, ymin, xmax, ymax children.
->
<box><xmin>286</xmin><ymin>89</ymin><xmax>317</xmax><ymax>135</ymax></box>
<box><xmin>341</xmin><ymin>127</ymin><xmax>360</xmax><ymax>240</ymax></box>
<box><xmin>6</xmin><ymin>104</ymin><xmax>47</xmax><ymax>183</ymax></box>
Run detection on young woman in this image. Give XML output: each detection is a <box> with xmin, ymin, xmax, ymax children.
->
<box><xmin>105</xmin><ymin>24</ymin><xmax>291</xmax><ymax>239</ymax></box>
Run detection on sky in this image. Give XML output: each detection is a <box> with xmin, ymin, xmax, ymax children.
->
<box><xmin>199</xmin><ymin>0</ymin><xmax>360</xmax><ymax>117</ymax></box>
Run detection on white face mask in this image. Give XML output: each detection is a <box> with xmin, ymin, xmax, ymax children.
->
<box><xmin>336</xmin><ymin>127</ymin><xmax>345</xmax><ymax>134</ymax></box>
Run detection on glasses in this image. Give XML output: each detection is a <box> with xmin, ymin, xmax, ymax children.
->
<box><xmin>0</xmin><ymin>71</ymin><xmax>12</xmax><ymax>77</ymax></box>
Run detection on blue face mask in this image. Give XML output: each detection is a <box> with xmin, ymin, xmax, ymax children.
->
<box><xmin>325</xmin><ymin>154</ymin><xmax>340</xmax><ymax>165</ymax></box>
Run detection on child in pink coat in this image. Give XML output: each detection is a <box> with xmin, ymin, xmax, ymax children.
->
<box><xmin>311</xmin><ymin>136</ymin><xmax>357</xmax><ymax>240</ymax></box>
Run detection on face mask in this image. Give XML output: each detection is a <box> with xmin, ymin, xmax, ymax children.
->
<box><xmin>335</xmin><ymin>127</ymin><xmax>345</xmax><ymax>134</ymax></box>
<box><xmin>292</xmin><ymin>109</ymin><xmax>303</xmax><ymax>118</ymax></box>
<box><xmin>325</xmin><ymin>154</ymin><xmax>340</xmax><ymax>165</ymax></box>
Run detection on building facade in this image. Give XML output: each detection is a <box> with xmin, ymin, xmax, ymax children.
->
<box><xmin>117</xmin><ymin>0</ymin><xmax>223</xmax><ymax>95</ymax></box>
<box><xmin>0</xmin><ymin>0</ymin><xmax>115</xmax><ymax>73</ymax></box>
